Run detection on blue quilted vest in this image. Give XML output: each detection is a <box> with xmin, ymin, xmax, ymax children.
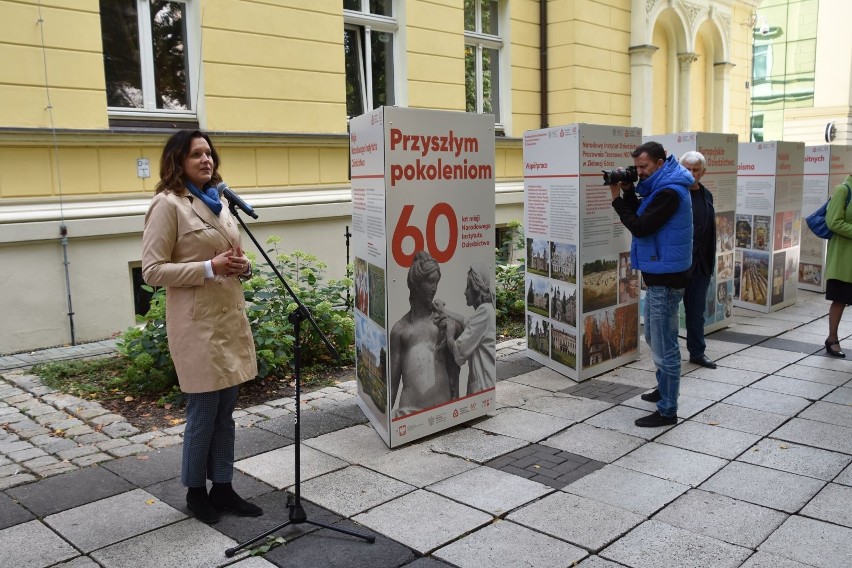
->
<box><xmin>630</xmin><ymin>155</ymin><xmax>693</xmax><ymax>275</ymax></box>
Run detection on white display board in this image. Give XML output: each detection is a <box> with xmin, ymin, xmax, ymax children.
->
<box><xmin>800</xmin><ymin>145</ymin><xmax>852</xmax><ymax>292</ymax></box>
<box><xmin>350</xmin><ymin>107</ymin><xmax>496</xmax><ymax>448</ymax></box>
<box><xmin>735</xmin><ymin>141</ymin><xmax>804</xmax><ymax>312</ymax></box>
<box><xmin>523</xmin><ymin>124</ymin><xmax>641</xmax><ymax>381</ymax></box>
<box><xmin>653</xmin><ymin>133</ymin><xmax>738</xmax><ymax>333</ymax></box>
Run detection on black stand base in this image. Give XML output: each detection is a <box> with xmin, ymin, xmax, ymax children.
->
<box><xmin>225</xmin><ymin>496</ymin><xmax>375</xmax><ymax>557</ymax></box>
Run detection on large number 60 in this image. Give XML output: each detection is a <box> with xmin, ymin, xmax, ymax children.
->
<box><xmin>392</xmin><ymin>203</ymin><xmax>458</xmax><ymax>267</ymax></box>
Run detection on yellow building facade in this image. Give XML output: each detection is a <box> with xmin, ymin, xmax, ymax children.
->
<box><xmin>0</xmin><ymin>0</ymin><xmax>759</xmax><ymax>353</ymax></box>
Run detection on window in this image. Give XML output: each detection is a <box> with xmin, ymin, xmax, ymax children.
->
<box><xmin>752</xmin><ymin>44</ymin><xmax>770</xmax><ymax>84</ymax></box>
<box><xmin>344</xmin><ymin>1</ymin><xmax>396</xmax><ymax>118</ymax></box>
<box><xmin>464</xmin><ymin>0</ymin><xmax>502</xmax><ymax>124</ymax></box>
<box><xmin>100</xmin><ymin>0</ymin><xmax>198</xmax><ymax>117</ymax></box>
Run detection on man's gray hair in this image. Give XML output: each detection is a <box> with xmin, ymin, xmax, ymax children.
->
<box><xmin>680</xmin><ymin>151</ymin><xmax>706</xmax><ymax>168</ymax></box>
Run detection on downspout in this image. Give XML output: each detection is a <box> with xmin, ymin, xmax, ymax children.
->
<box><xmin>540</xmin><ymin>0</ymin><xmax>548</xmax><ymax>128</ymax></box>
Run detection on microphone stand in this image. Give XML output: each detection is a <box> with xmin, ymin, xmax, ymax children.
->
<box><xmin>224</xmin><ymin>203</ymin><xmax>375</xmax><ymax>558</ymax></box>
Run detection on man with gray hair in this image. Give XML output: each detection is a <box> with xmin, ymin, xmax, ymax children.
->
<box><xmin>678</xmin><ymin>150</ymin><xmax>717</xmax><ymax>370</ymax></box>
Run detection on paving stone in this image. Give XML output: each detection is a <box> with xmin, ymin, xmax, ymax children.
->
<box><xmin>740</xmin><ymin>552</ymin><xmax>815</xmax><ymax>568</ymax></box>
<box><xmin>472</xmin><ymin>407</ymin><xmax>572</xmax><ymax>442</ymax></box>
<box><xmin>493</xmin><ymin>380</ymin><xmax>553</xmax><ymax>409</ymax></box>
<box><xmin>128</xmin><ymin>431</ymin><xmax>165</xmax><ymax>444</ymax></box>
<box><xmin>256</xmin><ymin>408</ymin><xmax>360</xmax><ymax>439</ymax></box>
<box><xmin>40</xmin><ymin>438</ymin><xmax>80</xmax><ymax>454</ymax></box>
<box><xmin>654</xmin><ymin>489</ymin><xmax>788</xmax><ymax>548</ymax></box>
<box><xmin>8</xmin><ymin>446</ymin><xmax>48</xmax><ymax>462</ymax></box>
<box><xmin>35</xmin><ymin>411</ymin><xmax>73</xmax><ymax>426</ymax></box>
<box><xmin>600</xmin><ymin>519</ymin><xmax>751</xmax><ymax>568</ymax></box>
<box><xmin>69</xmin><ymin>404</ymin><xmax>111</xmax><ymax>420</ymax></box>
<box><xmin>835</xmin><ymin>462</ymin><xmax>852</xmax><ymax>486</ymax></box>
<box><xmin>90</xmin><ymin>518</ymin><xmax>247</xmax><ymax>568</ymax></box>
<box><xmin>235</xmin><ymin>444</ymin><xmax>347</xmax><ymax>489</ymax></box>
<box><xmin>656</xmin><ymin>420</ymin><xmax>761</xmax><ymax>460</ymax></box>
<box><xmin>800</xmin><ymin>400</ymin><xmax>852</xmax><ymax>429</ymax></box>
<box><xmin>234</xmin><ymin>414</ymin><xmax>266</xmax><ymax>428</ymax></box>
<box><xmin>106</xmin><ymin>443</ymin><xmax>151</xmax><ymax>457</ymax></box>
<box><xmin>162</xmin><ymin>423</ymin><xmax>186</xmax><ymax>435</ymax></box>
<box><xmin>508</xmin><ymin>365</ymin><xmax>578</xmax><ymax>392</ymax></box>
<box><xmin>752</xmin><ymin>375</ymin><xmax>836</xmax><ymax>400</ymax></box>
<box><xmin>427</xmin><ymin>466</ymin><xmax>552</xmax><ymax>516</ymax></box>
<box><xmin>0</xmin><ymin>519</ymin><xmax>78</xmax><ymax>568</ymax></box>
<box><xmin>738</xmin><ymin>345</ymin><xmax>810</xmax><ymax>364</ymax></box>
<box><xmin>147</xmin><ymin>435</ymin><xmax>183</xmax><ymax>449</ymax></box>
<box><xmin>74</xmin><ymin>432</ymin><xmax>109</xmax><ymax>444</ymax></box>
<box><xmin>352</xmin><ymin>489</ymin><xmax>491</xmax><ymax>555</ymax></box>
<box><xmin>34</xmin><ymin>462</ymin><xmax>78</xmax><ymax>477</ymax></box>
<box><xmin>596</xmin><ymin>366</ymin><xmax>659</xmax><ymax>388</ymax></box>
<box><xmin>428</xmin><ymin>427</ymin><xmax>528</xmax><ymax>463</ymax></box>
<box><xmin>722</xmin><ymin>387</ymin><xmax>811</xmax><ymax>416</ymax></box>
<box><xmin>691</xmin><ymin>402</ymin><xmax>789</xmax><ymax>436</ymax></box>
<box><xmin>72</xmin><ymin>452</ymin><xmax>113</xmax><ymax>467</ymax></box>
<box><xmin>402</xmin><ymin>558</ymin><xmax>455</xmax><ymax>568</ymax></box>
<box><xmin>800</xmin><ymin>483</ymin><xmax>852</xmax><ymax>528</ymax></box>
<box><xmin>509</xmin><ymin>491</ymin><xmax>644</xmax><ymax>551</ymax></box>
<box><xmin>759</xmin><ymin>515</ymin><xmax>852</xmax><ymax>568</ymax></box>
<box><xmin>0</xmin><ymin>439</ymin><xmax>30</xmax><ymax>454</ymax></box>
<box><xmin>301</xmin><ymin>465</ymin><xmax>414</xmax><ymax>517</ymax></box>
<box><xmin>564</xmin><ymin>464</ymin><xmax>689</xmax><ymax>516</ymax></box>
<box><xmin>233</xmin><ymin>426</ymin><xmax>290</xmax><ymax>461</ymax></box>
<box><xmin>520</xmin><ymin>393</ymin><xmax>612</xmax><ymax>422</ymax></box>
<box><xmin>102</xmin><ymin>422</ymin><xmax>140</xmax><ymax>437</ymax></box>
<box><xmin>6</xmin><ymin>464</ymin><xmax>134</xmax><ymax>516</ymax></box>
<box><xmin>362</xmin><ymin>442</ymin><xmax>478</xmax><ymax>487</ymax></box>
<box><xmin>738</xmin><ymin>438</ymin><xmax>851</xmax><ymax>480</ymax></box>
<box><xmin>0</xmin><ymin>491</ymin><xmax>34</xmax><ymax>530</ymax></box>
<box><xmin>585</xmin><ymin>405</ymin><xmax>678</xmax><ymax>440</ymax></box>
<box><xmin>676</xmin><ymin>376</ymin><xmax>743</xmax><ymax>401</ymax></box>
<box><xmin>0</xmin><ymin>472</ymin><xmax>37</xmax><ymax>490</ymax></box>
<box><xmin>263</xmin><ymin>519</ymin><xmax>415</xmax><ymax>568</ymax></box>
<box><xmin>63</xmin><ymin>424</ymin><xmax>94</xmax><ymax>437</ymax></box>
<box><xmin>45</xmin><ymin>488</ymin><xmax>186</xmax><ymax>552</ymax></box>
<box><xmin>304</xmin><ymin>424</ymin><xmax>392</xmax><ymax>465</ymax></box>
<box><xmin>22</xmin><ymin>455</ymin><xmax>60</xmax><ymax>469</ymax></box>
<box><xmin>541</xmin><ymin>422</ymin><xmax>644</xmax><ymax>463</ymax></box>
<box><xmin>823</xmin><ymin>386</ymin><xmax>852</xmax><ymax>405</ymax></box>
<box><xmin>716</xmin><ymin>353</ymin><xmax>790</xmax><ymax>375</ymax></box>
<box><xmin>562</xmin><ymin>379</ymin><xmax>650</xmax><ymax>404</ymax></box>
<box><xmin>700</xmin><ymin>461</ymin><xmax>826</xmax><ymax>513</ymax></box>
<box><xmin>52</xmin><ymin>558</ymin><xmax>114</xmax><ymax>568</ymax></box>
<box><xmin>772</xmin><ymin>418</ymin><xmax>852</xmax><ymax>454</ymax></box>
<box><xmin>96</xmin><ymin>438</ymin><xmax>131</xmax><ymax>451</ymax></box>
<box><xmin>775</xmin><ymin>363</ymin><xmax>852</xmax><ymax>386</ymax></box>
<box><xmin>797</xmin><ymin>354</ymin><xmax>852</xmax><ymax>374</ymax></box>
<box><xmin>621</xmin><ymin>392</ymin><xmax>715</xmax><ymax>419</ymax></box>
<box><xmin>485</xmin><ymin>443</ymin><xmax>604</xmax><ymax>488</ymax></box>
<box><xmin>613</xmin><ymin>442</ymin><xmax>727</xmax><ymax>486</ymax></box>
<box><xmin>433</xmin><ymin>519</ymin><xmax>588</xmax><ymax>568</ymax></box>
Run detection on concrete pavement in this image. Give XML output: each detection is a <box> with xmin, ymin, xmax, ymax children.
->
<box><xmin>3</xmin><ymin>289</ymin><xmax>852</xmax><ymax>567</ymax></box>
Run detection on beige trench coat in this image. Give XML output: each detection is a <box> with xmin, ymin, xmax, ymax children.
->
<box><xmin>142</xmin><ymin>190</ymin><xmax>258</xmax><ymax>393</ymax></box>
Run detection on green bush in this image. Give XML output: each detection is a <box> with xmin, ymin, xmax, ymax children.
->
<box><xmin>116</xmin><ymin>285</ymin><xmax>179</xmax><ymax>394</ymax></box>
<box><xmin>243</xmin><ymin>240</ymin><xmax>355</xmax><ymax>378</ymax></box>
<box><xmin>495</xmin><ymin>220</ymin><xmax>526</xmax><ymax>327</ymax></box>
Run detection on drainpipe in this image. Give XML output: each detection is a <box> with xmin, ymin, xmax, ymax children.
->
<box><xmin>540</xmin><ymin>0</ymin><xmax>548</xmax><ymax>128</ymax></box>
<box><xmin>60</xmin><ymin>223</ymin><xmax>76</xmax><ymax>345</ymax></box>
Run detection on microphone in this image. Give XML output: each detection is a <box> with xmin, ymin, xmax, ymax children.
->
<box><xmin>217</xmin><ymin>182</ymin><xmax>258</xmax><ymax>219</ymax></box>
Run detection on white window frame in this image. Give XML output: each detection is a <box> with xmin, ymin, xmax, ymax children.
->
<box><xmin>464</xmin><ymin>0</ymin><xmax>506</xmax><ymax>129</ymax></box>
<box><xmin>344</xmin><ymin>1</ymin><xmax>399</xmax><ymax>117</ymax></box>
<box><xmin>104</xmin><ymin>0</ymin><xmax>201</xmax><ymax>120</ymax></box>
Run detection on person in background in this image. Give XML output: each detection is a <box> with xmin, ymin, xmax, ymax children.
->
<box><xmin>610</xmin><ymin>141</ymin><xmax>693</xmax><ymax>427</ymax></box>
<box><xmin>142</xmin><ymin>130</ymin><xmax>261</xmax><ymax>524</ymax></box>
<box><xmin>679</xmin><ymin>151</ymin><xmax>717</xmax><ymax>369</ymax></box>
<box><xmin>823</xmin><ymin>174</ymin><xmax>852</xmax><ymax>358</ymax></box>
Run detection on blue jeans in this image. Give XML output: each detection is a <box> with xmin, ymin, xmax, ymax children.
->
<box><xmin>683</xmin><ymin>274</ymin><xmax>711</xmax><ymax>359</ymax></box>
<box><xmin>644</xmin><ymin>285</ymin><xmax>684</xmax><ymax>417</ymax></box>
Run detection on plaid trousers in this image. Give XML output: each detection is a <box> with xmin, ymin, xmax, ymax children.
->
<box><xmin>181</xmin><ymin>386</ymin><xmax>239</xmax><ymax>487</ymax></box>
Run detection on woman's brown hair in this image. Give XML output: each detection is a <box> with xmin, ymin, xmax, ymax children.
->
<box><xmin>155</xmin><ymin>130</ymin><xmax>223</xmax><ymax>194</ymax></box>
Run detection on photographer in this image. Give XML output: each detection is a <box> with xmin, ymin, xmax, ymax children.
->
<box><xmin>609</xmin><ymin>141</ymin><xmax>693</xmax><ymax>427</ymax></box>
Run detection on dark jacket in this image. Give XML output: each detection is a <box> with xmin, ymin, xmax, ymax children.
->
<box><xmin>690</xmin><ymin>183</ymin><xmax>716</xmax><ymax>278</ymax></box>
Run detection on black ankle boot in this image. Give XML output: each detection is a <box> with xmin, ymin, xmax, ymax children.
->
<box><xmin>186</xmin><ymin>486</ymin><xmax>220</xmax><ymax>524</ymax></box>
<box><xmin>209</xmin><ymin>482</ymin><xmax>263</xmax><ymax>517</ymax></box>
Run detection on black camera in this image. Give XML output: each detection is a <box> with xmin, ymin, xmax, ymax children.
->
<box><xmin>602</xmin><ymin>166</ymin><xmax>638</xmax><ymax>185</ymax></box>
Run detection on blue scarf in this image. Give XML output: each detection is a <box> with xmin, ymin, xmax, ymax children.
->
<box><xmin>186</xmin><ymin>182</ymin><xmax>222</xmax><ymax>215</ymax></box>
